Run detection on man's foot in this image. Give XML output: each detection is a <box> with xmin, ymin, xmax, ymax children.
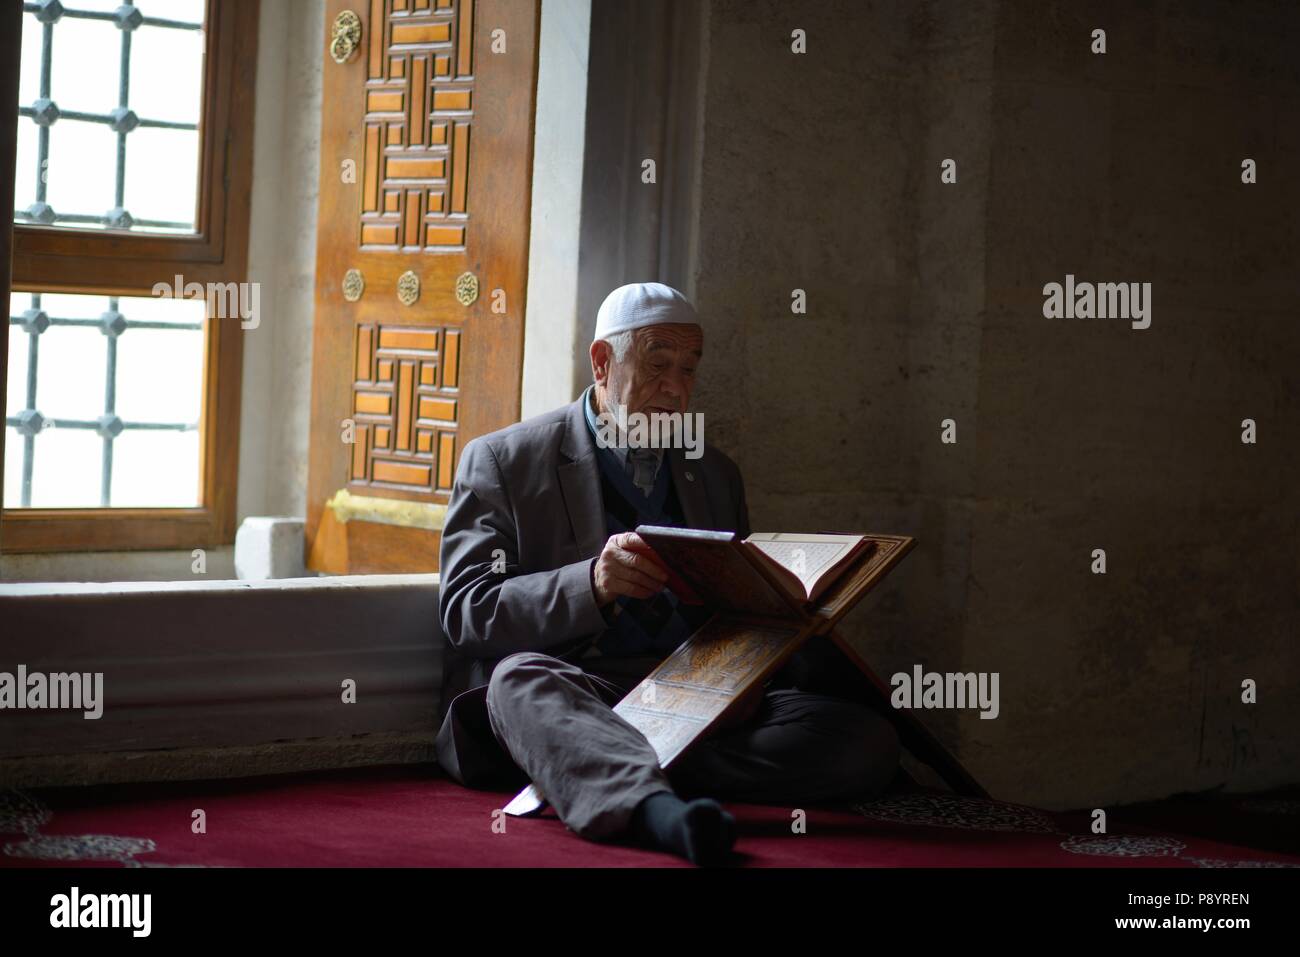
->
<box><xmin>628</xmin><ymin>790</ymin><xmax>737</xmax><ymax>866</ymax></box>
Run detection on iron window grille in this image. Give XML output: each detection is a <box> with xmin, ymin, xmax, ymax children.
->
<box><xmin>15</xmin><ymin>0</ymin><xmax>204</xmax><ymax>232</ymax></box>
<box><xmin>5</xmin><ymin>292</ymin><xmax>202</xmax><ymax>507</ymax></box>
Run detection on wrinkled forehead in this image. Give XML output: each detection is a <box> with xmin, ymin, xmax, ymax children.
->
<box><xmin>633</xmin><ymin>322</ymin><xmax>704</xmax><ymax>355</ymax></box>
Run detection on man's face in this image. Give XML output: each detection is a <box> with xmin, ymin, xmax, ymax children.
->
<box><xmin>594</xmin><ymin>323</ymin><xmax>704</xmax><ymax>417</ymax></box>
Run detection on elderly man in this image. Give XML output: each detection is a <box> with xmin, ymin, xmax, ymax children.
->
<box><xmin>434</xmin><ymin>282</ymin><xmax>899</xmax><ymax>865</ymax></box>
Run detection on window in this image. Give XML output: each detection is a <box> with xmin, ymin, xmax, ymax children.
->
<box><xmin>7</xmin><ymin>290</ymin><xmax>205</xmax><ymax>509</ymax></box>
<box><xmin>2</xmin><ymin>0</ymin><xmax>258</xmax><ymax>552</ymax></box>
<box><xmin>15</xmin><ymin>0</ymin><xmax>207</xmax><ymax>234</ymax></box>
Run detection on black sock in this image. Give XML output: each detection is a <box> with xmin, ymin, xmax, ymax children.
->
<box><xmin>628</xmin><ymin>790</ymin><xmax>737</xmax><ymax>866</ymax></box>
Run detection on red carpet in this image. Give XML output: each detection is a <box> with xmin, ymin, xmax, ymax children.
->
<box><xmin>3</xmin><ymin>766</ymin><xmax>1298</xmax><ymax>868</ymax></box>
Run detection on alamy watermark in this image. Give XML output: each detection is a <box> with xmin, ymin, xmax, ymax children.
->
<box><xmin>593</xmin><ymin>402</ymin><xmax>704</xmax><ymax>460</ymax></box>
<box><xmin>0</xmin><ymin>665</ymin><xmax>103</xmax><ymax>719</ymax></box>
<box><xmin>50</xmin><ymin>887</ymin><xmax>150</xmax><ymax>937</ymax></box>
<box><xmin>1043</xmin><ymin>273</ymin><xmax>1151</xmax><ymax>330</ymax></box>
<box><xmin>891</xmin><ymin>665</ymin><xmax>1000</xmax><ymax>720</ymax></box>
<box><xmin>152</xmin><ymin>274</ymin><xmax>260</xmax><ymax>330</ymax></box>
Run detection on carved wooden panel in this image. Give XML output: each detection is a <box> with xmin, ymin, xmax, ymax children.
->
<box><xmin>649</xmin><ymin>619</ymin><xmax>796</xmax><ymax>695</ymax></box>
<box><xmin>614</xmin><ymin>618</ymin><xmax>812</xmax><ymax>766</ymax></box>
<box><xmin>350</xmin><ymin>323</ymin><xmax>461</xmax><ymax>492</ymax></box>
<box><xmin>361</xmin><ymin>0</ymin><xmax>474</xmax><ymax>250</ymax></box>
<box><xmin>308</xmin><ymin>0</ymin><xmax>537</xmax><ymax>574</ymax></box>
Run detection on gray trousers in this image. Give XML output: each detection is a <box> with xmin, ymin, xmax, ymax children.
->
<box><xmin>485</xmin><ymin>650</ymin><xmax>901</xmax><ymax>841</ymax></box>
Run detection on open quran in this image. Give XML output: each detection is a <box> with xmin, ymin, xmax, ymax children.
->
<box><xmin>633</xmin><ymin>527</ymin><xmax>876</xmax><ymax>608</ymax></box>
<box><xmin>502</xmin><ymin>527</ymin><xmax>918</xmax><ymax>817</ymax></box>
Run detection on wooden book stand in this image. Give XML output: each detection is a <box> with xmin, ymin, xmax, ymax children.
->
<box><xmin>503</xmin><ymin>533</ymin><xmax>985</xmax><ymax>816</ymax></box>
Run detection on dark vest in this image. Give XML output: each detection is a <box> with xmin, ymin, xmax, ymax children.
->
<box><xmin>592</xmin><ymin>446</ymin><xmax>704</xmax><ymax>656</ymax></box>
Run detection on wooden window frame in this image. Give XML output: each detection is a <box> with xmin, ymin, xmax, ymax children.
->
<box><xmin>1</xmin><ymin>0</ymin><xmax>259</xmax><ymax>554</ymax></box>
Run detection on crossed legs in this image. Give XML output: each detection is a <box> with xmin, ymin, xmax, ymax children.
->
<box><xmin>484</xmin><ymin>651</ymin><xmax>900</xmax><ymax>843</ymax></box>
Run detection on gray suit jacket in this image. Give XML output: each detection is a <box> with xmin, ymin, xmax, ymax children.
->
<box><xmin>433</xmin><ymin>395</ymin><xmax>750</xmax><ymax>786</ymax></box>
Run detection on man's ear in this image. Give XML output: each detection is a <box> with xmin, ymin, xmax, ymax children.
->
<box><xmin>590</xmin><ymin>339</ymin><xmax>612</xmax><ymax>385</ymax></box>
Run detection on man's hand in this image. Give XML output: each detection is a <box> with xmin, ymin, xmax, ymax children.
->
<box><xmin>592</xmin><ymin>532</ymin><xmax>669</xmax><ymax>606</ymax></box>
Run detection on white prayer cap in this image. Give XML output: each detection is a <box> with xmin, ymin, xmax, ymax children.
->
<box><xmin>593</xmin><ymin>282</ymin><xmax>699</xmax><ymax>341</ymax></box>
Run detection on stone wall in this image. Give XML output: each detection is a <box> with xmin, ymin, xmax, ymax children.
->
<box><xmin>690</xmin><ymin>0</ymin><xmax>1298</xmax><ymax>807</ymax></box>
